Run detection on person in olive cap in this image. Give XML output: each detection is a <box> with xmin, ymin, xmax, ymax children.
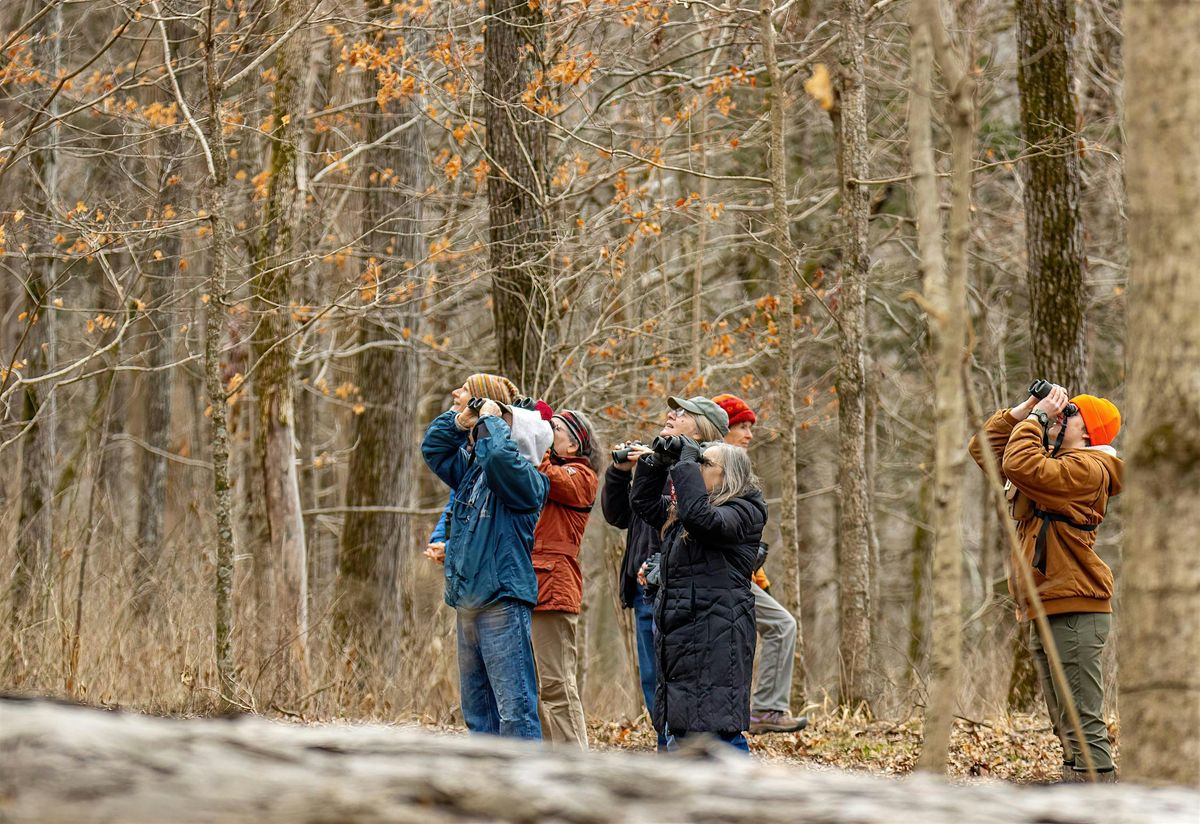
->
<box><xmin>969</xmin><ymin>385</ymin><xmax>1123</xmax><ymax>781</ymax></box>
<box><xmin>601</xmin><ymin>395</ymin><xmax>728</xmax><ymax>749</ymax></box>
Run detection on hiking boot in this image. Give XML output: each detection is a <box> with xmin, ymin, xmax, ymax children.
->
<box><xmin>1060</xmin><ymin>760</ymin><xmax>1084</xmax><ymax>783</ymax></box>
<box><xmin>748</xmin><ymin>710</ymin><xmax>808</xmax><ymax>734</ymax></box>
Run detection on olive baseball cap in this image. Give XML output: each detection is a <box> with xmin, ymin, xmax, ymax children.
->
<box><xmin>668</xmin><ymin>395</ymin><xmax>730</xmax><ymax>436</ymax></box>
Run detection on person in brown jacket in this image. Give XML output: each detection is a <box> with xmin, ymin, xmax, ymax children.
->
<box><xmin>969</xmin><ymin>384</ymin><xmax>1123</xmax><ymax>781</ymax></box>
<box><xmin>532</xmin><ymin>409</ymin><xmax>600</xmax><ymax>750</ymax></box>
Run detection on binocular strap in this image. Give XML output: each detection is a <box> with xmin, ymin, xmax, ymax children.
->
<box><xmin>1032</xmin><ymin>508</ymin><xmax>1098</xmax><ymax>576</ymax></box>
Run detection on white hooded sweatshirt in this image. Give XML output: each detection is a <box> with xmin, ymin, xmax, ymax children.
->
<box><xmin>507</xmin><ymin>406</ymin><xmax>553</xmax><ymax>466</ymax></box>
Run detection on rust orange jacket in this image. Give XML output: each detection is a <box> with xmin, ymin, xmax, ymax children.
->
<box><xmin>969</xmin><ymin>409</ymin><xmax>1123</xmax><ymax>621</ymax></box>
<box><xmin>532</xmin><ymin>453</ymin><xmax>598</xmax><ymax>613</ymax></box>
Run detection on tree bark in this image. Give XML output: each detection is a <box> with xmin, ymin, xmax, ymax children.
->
<box><xmin>200</xmin><ymin>0</ymin><xmax>239</xmax><ymax>711</ymax></box>
<box><xmin>485</xmin><ymin>0</ymin><xmax>551</xmax><ymax>393</ymax></box>
<box><xmin>909</xmin><ymin>0</ymin><xmax>974</xmax><ymax>772</ymax></box>
<box><xmin>832</xmin><ymin>0</ymin><xmax>873</xmax><ymax>710</ymax></box>
<box><xmin>252</xmin><ymin>0</ymin><xmax>311</xmax><ymax>682</ymax></box>
<box><xmin>1009</xmin><ymin>0</ymin><xmax>1089</xmax><ymax>715</ymax></box>
<box><xmin>3</xmin><ymin>698</ymin><xmax>1198</xmax><ymax>823</ymax></box>
<box><xmin>334</xmin><ymin>2</ymin><xmax>427</xmax><ymax>675</ymax></box>
<box><xmin>760</xmin><ymin>0</ymin><xmax>806</xmax><ymax>702</ymax></box>
<box><xmin>1119</xmin><ymin>0</ymin><xmax>1200</xmax><ymax>787</ymax></box>
<box><xmin>1018</xmin><ymin>0</ymin><xmax>1088</xmax><ymax>390</ymax></box>
<box><xmin>8</xmin><ymin>0</ymin><xmax>62</xmax><ymax>663</ymax></box>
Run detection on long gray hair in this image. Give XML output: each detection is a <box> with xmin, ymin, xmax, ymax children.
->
<box><xmin>706</xmin><ymin>443</ymin><xmax>760</xmax><ymax>506</ymax></box>
<box><xmin>662</xmin><ymin>443</ymin><xmax>759</xmax><ymax>539</ymax></box>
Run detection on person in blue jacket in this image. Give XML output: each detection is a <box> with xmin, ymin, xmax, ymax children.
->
<box><xmin>422</xmin><ymin>395</ymin><xmax>552</xmax><ymax>739</ymax></box>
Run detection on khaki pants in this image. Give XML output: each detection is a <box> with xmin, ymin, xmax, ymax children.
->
<box><xmin>1029</xmin><ymin>612</ymin><xmax>1113</xmax><ymax>771</ymax></box>
<box><xmin>532</xmin><ymin>610</ymin><xmax>588</xmax><ymax>750</ymax></box>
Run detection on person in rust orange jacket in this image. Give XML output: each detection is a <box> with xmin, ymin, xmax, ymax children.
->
<box><xmin>531</xmin><ymin>409</ymin><xmax>600</xmax><ymax>750</ymax></box>
<box><xmin>969</xmin><ymin>384</ymin><xmax>1122</xmax><ymax>781</ymax></box>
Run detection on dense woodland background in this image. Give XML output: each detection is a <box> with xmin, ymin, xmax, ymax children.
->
<box><xmin>0</xmin><ymin>0</ymin><xmax>1195</xmax><ymax>784</ymax></box>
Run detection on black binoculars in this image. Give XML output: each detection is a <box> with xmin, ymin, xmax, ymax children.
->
<box><xmin>611</xmin><ymin>442</ymin><xmax>645</xmax><ymax>463</ymax></box>
<box><xmin>1028</xmin><ymin>380</ymin><xmax>1078</xmax><ymax>417</ymax></box>
<box><xmin>651</xmin><ymin>435</ymin><xmax>688</xmax><ymax>459</ymax></box>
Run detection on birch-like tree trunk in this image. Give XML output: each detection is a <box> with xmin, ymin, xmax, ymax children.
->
<box><xmin>908</xmin><ymin>0</ymin><xmax>974</xmax><ymax>772</ymax></box>
<box><xmin>252</xmin><ymin>0</ymin><xmax>311</xmax><ymax>681</ymax></box>
<box><xmin>832</xmin><ymin>0</ymin><xmax>873</xmax><ymax>709</ymax></box>
<box><xmin>1018</xmin><ymin>0</ymin><xmax>1087</xmax><ymax>389</ymax></box>
<box><xmin>485</xmin><ymin>0</ymin><xmax>551</xmax><ymax>393</ymax></box>
<box><xmin>1119</xmin><ymin>0</ymin><xmax>1200</xmax><ymax>787</ymax></box>
<box><xmin>133</xmin><ymin>13</ymin><xmax>187</xmax><ymax>614</ymax></box>
<box><xmin>760</xmin><ymin>0</ymin><xmax>806</xmax><ymax>699</ymax></box>
<box><xmin>8</xmin><ymin>0</ymin><xmax>62</xmax><ymax>660</ymax></box>
<box><xmin>334</xmin><ymin>2</ymin><xmax>427</xmax><ymax>673</ymax></box>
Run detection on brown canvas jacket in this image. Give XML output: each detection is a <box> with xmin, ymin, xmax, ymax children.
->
<box><xmin>531</xmin><ymin>453</ymin><xmax>597</xmax><ymax>613</ymax></box>
<box><xmin>968</xmin><ymin>409</ymin><xmax>1123</xmax><ymax>621</ymax></box>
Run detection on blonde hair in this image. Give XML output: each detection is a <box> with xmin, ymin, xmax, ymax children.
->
<box><xmin>686</xmin><ymin>412</ymin><xmax>723</xmax><ymax>444</ymax></box>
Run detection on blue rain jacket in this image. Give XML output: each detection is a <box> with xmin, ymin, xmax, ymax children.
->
<box><xmin>421</xmin><ymin>411</ymin><xmax>549</xmax><ymax>608</ymax></box>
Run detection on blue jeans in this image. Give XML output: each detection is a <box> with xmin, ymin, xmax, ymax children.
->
<box><xmin>456</xmin><ymin>600</ymin><xmax>541</xmax><ymax>740</ymax></box>
<box><xmin>666</xmin><ymin>728</ymin><xmax>750</xmax><ymax>754</ymax></box>
<box><xmin>633</xmin><ymin>585</ymin><xmax>668</xmax><ymax>749</ymax></box>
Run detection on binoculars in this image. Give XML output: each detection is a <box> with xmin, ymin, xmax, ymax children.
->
<box><xmin>611</xmin><ymin>442</ymin><xmax>645</xmax><ymax>463</ymax></box>
<box><xmin>1028</xmin><ymin>380</ymin><xmax>1078</xmax><ymax>417</ymax></box>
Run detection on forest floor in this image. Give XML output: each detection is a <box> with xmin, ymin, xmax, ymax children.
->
<box><xmin>393</xmin><ymin>709</ymin><xmax>1099</xmax><ymax>784</ymax></box>
<box><xmin>587</xmin><ymin>711</ymin><xmax>1085</xmax><ymax>783</ymax></box>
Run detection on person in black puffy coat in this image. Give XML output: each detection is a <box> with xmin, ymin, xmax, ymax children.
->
<box><xmin>630</xmin><ymin>436</ymin><xmax>766</xmax><ymax>752</ymax></box>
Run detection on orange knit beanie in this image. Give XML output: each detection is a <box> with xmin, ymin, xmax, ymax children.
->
<box><xmin>1071</xmin><ymin>395</ymin><xmax>1121</xmax><ymax>446</ymax></box>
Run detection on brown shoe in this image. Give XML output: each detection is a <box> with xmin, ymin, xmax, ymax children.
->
<box><xmin>748</xmin><ymin>710</ymin><xmax>808</xmax><ymax>734</ymax></box>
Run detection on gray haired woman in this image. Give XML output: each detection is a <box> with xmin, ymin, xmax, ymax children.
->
<box><xmin>630</xmin><ymin>438</ymin><xmax>766</xmax><ymax>752</ymax></box>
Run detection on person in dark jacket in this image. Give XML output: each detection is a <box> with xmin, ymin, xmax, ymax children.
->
<box><xmin>630</xmin><ymin>437</ymin><xmax>766</xmax><ymax>753</ymax></box>
<box><xmin>422</xmin><ymin>393</ymin><xmax>552</xmax><ymax>740</ymax></box>
<box><xmin>600</xmin><ymin>396</ymin><xmax>729</xmax><ymax>746</ymax></box>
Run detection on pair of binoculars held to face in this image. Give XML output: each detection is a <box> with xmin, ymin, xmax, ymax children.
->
<box><xmin>1028</xmin><ymin>380</ymin><xmax>1078</xmax><ymax>418</ymax></box>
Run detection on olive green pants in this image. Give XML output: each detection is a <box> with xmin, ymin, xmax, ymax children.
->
<box><xmin>1028</xmin><ymin>612</ymin><xmax>1113</xmax><ymax>772</ymax></box>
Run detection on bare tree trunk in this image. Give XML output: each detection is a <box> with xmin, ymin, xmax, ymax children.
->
<box><xmin>334</xmin><ymin>2</ymin><xmax>426</xmax><ymax>678</ymax></box>
<box><xmin>485</xmin><ymin>0</ymin><xmax>550</xmax><ymax>393</ymax></box>
<box><xmin>1008</xmin><ymin>0</ymin><xmax>1089</xmax><ymax>713</ymax></box>
<box><xmin>832</xmin><ymin>0</ymin><xmax>873</xmax><ymax>710</ymax></box>
<box><xmin>1119</xmin><ymin>0</ymin><xmax>1200</xmax><ymax>787</ymax></box>
<box><xmin>1018</xmin><ymin>0</ymin><xmax>1088</xmax><ymax>389</ymax></box>
<box><xmin>199</xmin><ymin>0</ymin><xmax>238</xmax><ymax>711</ymax></box>
<box><xmin>8</xmin><ymin>0</ymin><xmax>62</xmax><ymax>667</ymax></box>
<box><xmin>760</xmin><ymin>0</ymin><xmax>806</xmax><ymax>701</ymax></box>
<box><xmin>909</xmin><ymin>0</ymin><xmax>974</xmax><ymax>772</ymax></box>
<box><xmin>252</xmin><ymin>0</ymin><xmax>311</xmax><ymax>683</ymax></box>
<box><xmin>133</xmin><ymin>14</ymin><xmax>187</xmax><ymax>614</ymax></box>
<box><xmin>906</xmin><ymin>468</ymin><xmax>932</xmax><ymax>690</ymax></box>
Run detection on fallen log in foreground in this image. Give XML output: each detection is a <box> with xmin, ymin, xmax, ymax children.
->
<box><xmin>1</xmin><ymin>696</ymin><xmax>1196</xmax><ymax>824</ymax></box>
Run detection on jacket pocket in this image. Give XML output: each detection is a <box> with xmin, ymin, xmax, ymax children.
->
<box><xmin>532</xmin><ymin>556</ymin><xmax>557</xmax><ymax>608</ymax></box>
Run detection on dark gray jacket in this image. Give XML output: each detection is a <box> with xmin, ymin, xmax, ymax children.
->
<box><xmin>601</xmin><ymin>465</ymin><xmax>664</xmax><ymax>608</ymax></box>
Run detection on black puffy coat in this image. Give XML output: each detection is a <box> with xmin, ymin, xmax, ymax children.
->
<box><xmin>600</xmin><ymin>465</ymin><xmax>664</xmax><ymax>609</ymax></box>
<box><xmin>630</xmin><ymin>456</ymin><xmax>766</xmax><ymax>735</ymax></box>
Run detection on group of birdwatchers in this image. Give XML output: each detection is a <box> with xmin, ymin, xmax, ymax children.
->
<box><xmin>421</xmin><ymin>372</ymin><xmax>1124</xmax><ymax>777</ymax></box>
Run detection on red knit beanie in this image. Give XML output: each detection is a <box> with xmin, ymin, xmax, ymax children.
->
<box><xmin>713</xmin><ymin>394</ymin><xmax>757</xmax><ymax>427</ymax></box>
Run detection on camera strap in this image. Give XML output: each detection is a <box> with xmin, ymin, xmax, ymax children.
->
<box><xmin>1040</xmin><ymin>419</ymin><xmax>1068</xmax><ymax>456</ymax></box>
